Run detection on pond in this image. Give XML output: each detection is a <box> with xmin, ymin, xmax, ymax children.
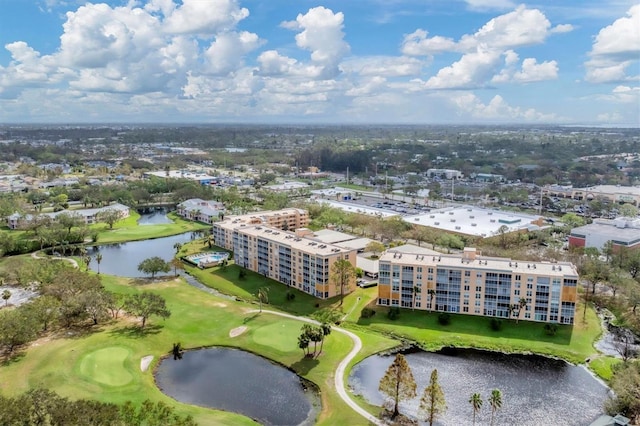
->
<box><xmin>349</xmin><ymin>348</ymin><xmax>610</xmax><ymax>426</ymax></box>
<box><xmin>155</xmin><ymin>347</ymin><xmax>319</xmax><ymax>426</ymax></box>
<box><xmin>87</xmin><ymin>232</ymin><xmax>199</xmax><ymax>277</ymax></box>
<box><xmin>136</xmin><ymin>208</ymin><xmax>174</xmax><ymax>225</ymax></box>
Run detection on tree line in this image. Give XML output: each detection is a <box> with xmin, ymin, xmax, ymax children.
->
<box><xmin>0</xmin><ymin>388</ymin><xmax>195</xmax><ymax>426</ymax></box>
<box><xmin>0</xmin><ymin>258</ymin><xmax>170</xmax><ymax>355</ymax></box>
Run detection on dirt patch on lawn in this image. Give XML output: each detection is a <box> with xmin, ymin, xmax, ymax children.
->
<box><xmin>140</xmin><ymin>355</ymin><xmax>154</xmax><ymax>372</ymax></box>
<box><xmin>229</xmin><ymin>326</ymin><xmax>248</xmax><ymax>338</ymax></box>
<box><xmin>213</xmin><ymin>302</ymin><xmax>227</xmax><ymax>308</ymax></box>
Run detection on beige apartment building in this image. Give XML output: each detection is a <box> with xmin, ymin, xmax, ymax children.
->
<box><xmin>212</xmin><ymin>208</ymin><xmax>310</xmax><ymax>251</ymax></box>
<box><xmin>378</xmin><ymin>248</ymin><xmax>578</xmax><ymax>324</ymax></box>
<box><xmin>212</xmin><ymin>208</ymin><xmax>356</xmax><ymax>299</ymax></box>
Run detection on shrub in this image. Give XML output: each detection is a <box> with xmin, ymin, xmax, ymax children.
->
<box><xmin>544</xmin><ymin>323</ymin><xmax>558</xmax><ymax>336</ymax></box>
<box><xmin>286</xmin><ymin>291</ymin><xmax>295</xmax><ymax>301</ymax></box>
<box><xmin>438</xmin><ymin>313</ymin><xmax>451</xmax><ymax>326</ymax></box>
<box><xmin>387</xmin><ymin>307</ymin><xmax>401</xmax><ymax>320</ymax></box>
<box><xmin>490</xmin><ymin>318</ymin><xmax>503</xmax><ymax>331</ymax></box>
<box><xmin>361</xmin><ymin>307</ymin><xmax>376</xmax><ymax>319</ymax></box>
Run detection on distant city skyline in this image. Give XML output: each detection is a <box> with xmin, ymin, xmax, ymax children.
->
<box><xmin>0</xmin><ymin>0</ymin><xmax>638</xmax><ymax>126</ymax></box>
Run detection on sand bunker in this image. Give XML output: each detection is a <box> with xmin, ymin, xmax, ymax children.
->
<box><xmin>229</xmin><ymin>326</ymin><xmax>248</xmax><ymax>338</ymax></box>
<box><xmin>140</xmin><ymin>355</ymin><xmax>154</xmax><ymax>372</ymax></box>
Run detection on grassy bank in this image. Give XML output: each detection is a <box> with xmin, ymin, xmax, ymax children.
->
<box><xmin>0</xmin><ymin>274</ymin><xmax>396</xmax><ymax>425</ymax></box>
<box><xmin>94</xmin><ymin>212</ymin><xmax>210</xmax><ymax>244</ymax></box>
<box><xmin>356</xmin><ymin>303</ymin><xmax>601</xmax><ymax>365</ymax></box>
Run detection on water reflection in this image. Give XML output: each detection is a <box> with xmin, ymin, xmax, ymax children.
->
<box><xmin>136</xmin><ymin>209</ymin><xmax>173</xmax><ymax>225</ymax></box>
<box><xmin>88</xmin><ymin>232</ymin><xmax>196</xmax><ymax>277</ymax></box>
<box><xmin>349</xmin><ymin>348</ymin><xmax>609</xmax><ymax>426</ymax></box>
<box><xmin>155</xmin><ymin>347</ymin><xmax>318</xmax><ymax>426</ymax></box>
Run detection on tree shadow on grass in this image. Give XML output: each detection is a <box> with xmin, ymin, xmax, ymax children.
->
<box><xmin>291</xmin><ymin>356</ymin><xmax>320</xmax><ymax>375</ymax></box>
<box><xmin>0</xmin><ymin>350</ymin><xmax>26</xmax><ymax>366</ymax></box>
<box><xmin>51</xmin><ymin>324</ymin><xmax>107</xmax><ymax>340</ymax></box>
<box><xmin>108</xmin><ymin>323</ymin><xmax>163</xmax><ymax>339</ymax></box>
<box><xmin>243</xmin><ymin>313</ymin><xmax>260</xmax><ymax>324</ymax></box>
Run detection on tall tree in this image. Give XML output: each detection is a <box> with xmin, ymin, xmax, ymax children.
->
<box><xmin>331</xmin><ymin>258</ymin><xmax>355</xmax><ymax>306</ymax></box>
<box><xmin>0</xmin><ymin>308</ymin><xmax>38</xmax><ymax>353</ymax></box>
<box><xmin>489</xmin><ymin>389</ymin><xmax>503</xmax><ymax>426</ymax></box>
<box><xmin>469</xmin><ymin>393</ymin><xmax>483</xmax><ymax>426</ymax></box>
<box><xmin>25</xmin><ymin>295</ymin><xmax>61</xmax><ymax>331</ymax></box>
<box><xmin>378</xmin><ymin>353</ymin><xmax>417</xmax><ymax>419</ymax></box>
<box><xmin>419</xmin><ymin>369</ymin><xmax>447</xmax><ymax>426</ymax></box>
<box><xmin>124</xmin><ymin>292</ymin><xmax>171</xmax><ymax>328</ymax></box>
<box><xmin>97</xmin><ymin>209</ymin><xmax>122</xmax><ymax>229</ymax></box>
<box><xmin>137</xmin><ymin>257</ymin><xmax>170</xmax><ymax>278</ymax></box>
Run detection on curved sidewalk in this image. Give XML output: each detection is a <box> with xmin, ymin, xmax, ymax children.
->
<box><xmin>252</xmin><ymin>309</ymin><xmax>382</xmax><ymax>425</ymax></box>
<box><xmin>31</xmin><ymin>251</ymin><xmax>79</xmax><ymax>268</ymax></box>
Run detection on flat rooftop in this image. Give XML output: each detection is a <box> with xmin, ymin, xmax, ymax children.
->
<box><xmin>571</xmin><ymin>221</ymin><xmax>640</xmax><ymax>244</ymax></box>
<box><xmin>404</xmin><ymin>206</ymin><xmax>543</xmax><ymax>238</ymax></box>
<box><xmin>379</xmin><ymin>250</ymin><xmax>578</xmax><ymax>277</ymax></box>
<box><xmin>579</xmin><ymin>185</ymin><xmax>640</xmax><ymax>196</ymax></box>
<box><xmin>316</xmin><ymin>199</ymin><xmax>400</xmax><ymax>218</ymax></box>
<box><xmin>311</xmin><ymin>229</ymin><xmax>358</xmax><ymax>244</ymax></box>
<box><xmin>238</xmin><ymin>225</ymin><xmax>353</xmax><ymax>256</ymax></box>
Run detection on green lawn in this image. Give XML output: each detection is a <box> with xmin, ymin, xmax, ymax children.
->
<box><xmin>0</xmin><ymin>275</ymin><xmax>395</xmax><ymax>425</ymax></box>
<box><xmin>355</xmin><ymin>303</ymin><xmax>601</xmax><ymax>364</ymax></box>
<box><xmin>94</xmin><ymin>212</ymin><xmax>210</xmax><ymax>244</ymax></box>
<box><xmin>589</xmin><ymin>356</ymin><xmax>622</xmax><ymax>381</ymax></box>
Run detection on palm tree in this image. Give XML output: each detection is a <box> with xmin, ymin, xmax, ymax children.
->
<box><xmin>2</xmin><ymin>289</ymin><xmax>11</xmax><ymax>307</ymax></box>
<box><xmin>257</xmin><ymin>286</ymin><xmax>269</xmax><ymax>313</ymax></box>
<box><xmin>469</xmin><ymin>393</ymin><xmax>483</xmax><ymax>426</ymax></box>
<box><xmin>319</xmin><ymin>322</ymin><xmax>331</xmax><ymax>354</ymax></box>
<box><xmin>95</xmin><ymin>253</ymin><xmax>103</xmax><ymax>274</ymax></box>
<box><xmin>489</xmin><ymin>389</ymin><xmax>502</xmax><ymax>426</ymax></box>
<box><xmin>412</xmin><ymin>285</ymin><xmax>421</xmax><ymax>311</ymax></box>
<box><xmin>428</xmin><ymin>289</ymin><xmax>436</xmax><ymax>311</ymax></box>
<box><xmin>173</xmin><ymin>242</ymin><xmax>183</xmax><ymax>254</ymax></box>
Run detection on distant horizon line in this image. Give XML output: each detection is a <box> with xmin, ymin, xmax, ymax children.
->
<box><xmin>1</xmin><ymin>122</ymin><xmax>638</xmax><ymax>129</ymax></box>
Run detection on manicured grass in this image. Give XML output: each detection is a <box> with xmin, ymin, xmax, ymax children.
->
<box><xmin>79</xmin><ymin>347</ymin><xmax>133</xmax><ymax>387</ymax></box>
<box><xmin>356</xmin><ymin>303</ymin><xmax>602</xmax><ymax>364</ymax></box>
<box><xmin>0</xmin><ymin>275</ymin><xmax>396</xmax><ymax>425</ymax></box>
<box><xmin>589</xmin><ymin>356</ymin><xmax>622</xmax><ymax>381</ymax></box>
<box><xmin>94</xmin><ymin>212</ymin><xmax>210</xmax><ymax>244</ymax></box>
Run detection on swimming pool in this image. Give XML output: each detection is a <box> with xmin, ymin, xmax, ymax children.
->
<box><xmin>185</xmin><ymin>252</ymin><xmax>229</xmax><ymax>268</ymax></box>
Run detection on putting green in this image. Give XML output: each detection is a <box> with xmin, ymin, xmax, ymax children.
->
<box><xmin>79</xmin><ymin>347</ymin><xmax>133</xmax><ymax>387</ymax></box>
<box><xmin>252</xmin><ymin>321</ymin><xmax>300</xmax><ymax>352</ymax></box>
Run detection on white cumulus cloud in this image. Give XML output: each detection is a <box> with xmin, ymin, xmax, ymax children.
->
<box><xmin>402</xmin><ymin>6</ymin><xmax>564</xmax><ymax>89</ymax></box>
<box><xmin>585</xmin><ymin>5</ymin><xmax>640</xmax><ymax>83</ymax></box>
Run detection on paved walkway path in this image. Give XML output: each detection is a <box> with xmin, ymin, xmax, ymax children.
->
<box><xmin>31</xmin><ymin>251</ymin><xmax>79</xmax><ymax>268</ymax></box>
<box><xmin>250</xmin><ymin>309</ymin><xmax>382</xmax><ymax>425</ymax></box>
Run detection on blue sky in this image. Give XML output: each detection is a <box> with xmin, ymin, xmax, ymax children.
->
<box><xmin>0</xmin><ymin>0</ymin><xmax>638</xmax><ymax>125</ymax></box>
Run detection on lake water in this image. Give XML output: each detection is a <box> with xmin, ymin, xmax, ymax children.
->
<box><xmin>87</xmin><ymin>232</ymin><xmax>198</xmax><ymax>277</ymax></box>
<box><xmin>155</xmin><ymin>347</ymin><xmax>318</xmax><ymax>426</ymax></box>
<box><xmin>136</xmin><ymin>209</ymin><xmax>173</xmax><ymax>225</ymax></box>
<box><xmin>349</xmin><ymin>348</ymin><xmax>610</xmax><ymax>426</ymax></box>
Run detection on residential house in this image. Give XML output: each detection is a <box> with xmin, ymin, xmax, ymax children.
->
<box><xmin>176</xmin><ymin>199</ymin><xmax>225</xmax><ymax>224</ymax></box>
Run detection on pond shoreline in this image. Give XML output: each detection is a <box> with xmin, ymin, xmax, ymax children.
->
<box><xmin>153</xmin><ymin>346</ymin><xmax>321</xmax><ymax>426</ymax></box>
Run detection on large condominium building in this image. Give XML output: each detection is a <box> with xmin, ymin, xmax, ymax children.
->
<box><xmin>212</xmin><ymin>208</ymin><xmax>356</xmax><ymax>299</ymax></box>
<box><xmin>377</xmin><ymin>248</ymin><xmax>578</xmax><ymax>324</ymax></box>
<box><xmin>233</xmin><ymin>226</ymin><xmax>357</xmax><ymax>299</ymax></box>
<box><xmin>212</xmin><ymin>208</ymin><xmax>310</xmax><ymax>251</ymax></box>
